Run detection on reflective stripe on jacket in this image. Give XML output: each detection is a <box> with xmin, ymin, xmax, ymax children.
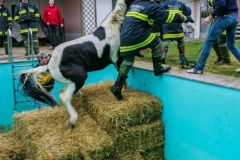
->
<box><xmin>162</xmin><ymin>0</ymin><xmax>191</xmax><ymax>40</ymax></box>
<box><xmin>14</xmin><ymin>2</ymin><xmax>40</xmax><ymax>34</ymax></box>
<box><xmin>0</xmin><ymin>5</ymin><xmax>13</xmax><ymax>36</ymax></box>
<box><xmin>120</xmin><ymin>0</ymin><xmax>186</xmax><ymax>55</ymax></box>
<box><xmin>151</xmin><ymin>1</ymin><xmax>162</xmax><ymax>39</ymax></box>
<box><xmin>209</xmin><ymin>0</ymin><xmax>214</xmax><ymax>7</ymax></box>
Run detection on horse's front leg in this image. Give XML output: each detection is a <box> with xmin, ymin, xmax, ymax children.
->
<box><xmin>60</xmin><ymin>83</ymin><xmax>79</xmax><ymax>128</ymax></box>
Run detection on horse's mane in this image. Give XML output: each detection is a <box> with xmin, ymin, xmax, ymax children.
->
<box><xmin>108</xmin><ymin>0</ymin><xmax>127</xmax><ymax>24</ymax></box>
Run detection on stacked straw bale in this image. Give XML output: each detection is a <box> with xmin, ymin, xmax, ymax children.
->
<box><xmin>74</xmin><ymin>81</ymin><xmax>164</xmax><ymax>159</ymax></box>
<box><xmin>0</xmin><ymin>132</ymin><xmax>26</xmax><ymax>160</ymax></box>
<box><xmin>0</xmin><ymin>81</ymin><xmax>164</xmax><ymax>159</ymax></box>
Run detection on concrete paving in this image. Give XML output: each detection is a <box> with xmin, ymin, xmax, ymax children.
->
<box><xmin>0</xmin><ymin>46</ymin><xmax>51</xmax><ymax>63</ymax></box>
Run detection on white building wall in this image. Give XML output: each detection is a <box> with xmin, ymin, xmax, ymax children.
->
<box><xmin>182</xmin><ymin>0</ymin><xmax>201</xmax><ymax>39</ymax></box>
<box><xmin>96</xmin><ymin>0</ymin><xmax>112</xmax><ymax>27</ymax></box>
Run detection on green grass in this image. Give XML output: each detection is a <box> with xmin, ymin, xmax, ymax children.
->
<box><xmin>136</xmin><ymin>40</ymin><xmax>240</xmax><ymax>78</ymax></box>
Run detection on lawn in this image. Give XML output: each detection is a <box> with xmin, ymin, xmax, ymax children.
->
<box><xmin>136</xmin><ymin>39</ymin><xmax>240</xmax><ymax>78</ymax></box>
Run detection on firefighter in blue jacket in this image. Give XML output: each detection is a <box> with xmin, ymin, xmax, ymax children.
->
<box><xmin>111</xmin><ymin>0</ymin><xmax>194</xmax><ymax>100</ymax></box>
<box><xmin>0</xmin><ymin>0</ymin><xmax>13</xmax><ymax>55</ymax></box>
<box><xmin>14</xmin><ymin>0</ymin><xmax>40</xmax><ymax>55</ymax></box>
<box><xmin>161</xmin><ymin>0</ymin><xmax>192</xmax><ymax>64</ymax></box>
<box><xmin>151</xmin><ymin>0</ymin><xmax>163</xmax><ymax>39</ymax></box>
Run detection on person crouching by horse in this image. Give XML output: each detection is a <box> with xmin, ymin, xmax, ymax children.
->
<box><xmin>36</xmin><ymin>52</ymin><xmax>56</xmax><ymax>109</ymax></box>
<box><xmin>111</xmin><ymin>0</ymin><xmax>194</xmax><ymax>100</ymax></box>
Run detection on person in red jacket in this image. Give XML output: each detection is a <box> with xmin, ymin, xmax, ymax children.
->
<box><xmin>42</xmin><ymin>0</ymin><xmax>64</xmax><ymax>50</ymax></box>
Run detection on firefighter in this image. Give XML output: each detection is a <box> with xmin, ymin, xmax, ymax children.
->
<box><xmin>212</xmin><ymin>31</ymin><xmax>231</xmax><ymax>65</ymax></box>
<box><xmin>0</xmin><ymin>0</ymin><xmax>13</xmax><ymax>55</ymax></box>
<box><xmin>209</xmin><ymin>0</ymin><xmax>231</xmax><ymax>65</ymax></box>
<box><xmin>111</xmin><ymin>0</ymin><xmax>194</xmax><ymax>100</ymax></box>
<box><xmin>151</xmin><ymin>0</ymin><xmax>163</xmax><ymax>40</ymax></box>
<box><xmin>161</xmin><ymin>0</ymin><xmax>192</xmax><ymax>64</ymax></box>
<box><xmin>14</xmin><ymin>0</ymin><xmax>40</xmax><ymax>55</ymax></box>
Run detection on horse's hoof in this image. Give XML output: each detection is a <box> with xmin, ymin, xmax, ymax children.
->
<box><xmin>66</xmin><ymin>119</ymin><xmax>76</xmax><ymax>129</ymax></box>
<box><xmin>75</xmin><ymin>90</ymin><xmax>83</xmax><ymax>97</ymax></box>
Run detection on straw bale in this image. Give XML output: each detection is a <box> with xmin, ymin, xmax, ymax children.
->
<box><xmin>118</xmin><ymin>150</ymin><xmax>144</xmax><ymax>160</ymax></box>
<box><xmin>111</xmin><ymin>120</ymin><xmax>164</xmax><ymax>158</ymax></box>
<box><xmin>116</xmin><ymin>145</ymin><xmax>164</xmax><ymax>160</ymax></box>
<box><xmin>0</xmin><ymin>132</ymin><xmax>26</xmax><ymax>160</ymax></box>
<box><xmin>114</xmin><ymin>145</ymin><xmax>164</xmax><ymax>160</ymax></box>
<box><xmin>75</xmin><ymin>81</ymin><xmax>162</xmax><ymax>133</ymax></box>
<box><xmin>9</xmin><ymin>81</ymin><xmax>165</xmax><ymax>159</ymax></box>
<box><xmin>0</xmin><ymin>153</ymin><xmax>11</xmax><ymax>160</ymax></box>
<box><xmin>14</xmin><ymin>107</ymin><xmax>113</xmax><ymax>160</ymax></box>
<box><xmin>140</xmin><ymin>145</ymin><xmax>164</xmax><ymax>160</ymax></box>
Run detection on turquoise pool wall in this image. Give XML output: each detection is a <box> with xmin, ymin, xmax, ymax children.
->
<box><xmin>1</xmin><ymin>62</ymin><xmax>240</xmax><ymax>159</ymax></box>
<box><xmin>0</xmin><ymin>62</ymin><xmax>15</xmax><ymax>125</ymax></box>
<box><xmin>129</xmin><ymin>67</ymin><xmax>240</xmax><ymax>160</ymax></box>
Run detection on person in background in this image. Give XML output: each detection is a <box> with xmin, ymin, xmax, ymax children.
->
<box><xmin>42</xmin><ymin>0</ymin><xmax>64</xmax><ymax>50</ymax></box>
<box><xmin>161</xmin><ymin>0</ymin><xmax>192</xmax><ymax>64</ymax></box>
<box><xmin>212</xmin><ymin>31</ymin><xmax>231</xmax><ymax>65</ymax></box>
<box><xmin>0</xmin><ymin>0</ymin><xmax>13</xmax><ymax>55</ymax></box>
<box><xmin>111</xmin><ymin>0</ymin><xmax>194</xmax><ymax>100</ymax></box>
<box><xmin>208</xmin><ymin>0</ymin><xmax>231</xmax><ymax>65</ymax></box>
<box><xmin>187</xmin><ymin>0</ymin><xmax>240</xmax><ymax>74</ymax></box>
<box><xmin>14</xmin><ymin>0</ymin><xmax>40</xmax><ymax>55</ymax></box>
<box><xmin>36</xmin><ymin>52</ymin><xmax>56</xmax><ymax>109</ymax></box>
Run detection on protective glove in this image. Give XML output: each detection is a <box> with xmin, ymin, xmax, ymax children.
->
<box><xmin>19</xmin><ymin>19</ymin><xmax>25</xmax><ymax>23</ymax></box>
<box><xmin>19</xmin><ymin>18</ymin><xmax>32</xmax><ymax>23</ymax></box>
<box><xmin>24</xmin><ymin>17</ymin><xmax>32</xmax><ymax>22</ymax></box>
<box><xmin>135</xmin><ymin>52</ymin><xmax>144</xmax><ymax>58</ymax></box>
<box><xmin>185</xmin><ymin>16</ymin><xmax>194</xmax><ymax>23</ymax></box>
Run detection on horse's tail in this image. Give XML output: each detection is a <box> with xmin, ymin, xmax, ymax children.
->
<box><xmin>19</xmin><ymin>66</ymin><xmax>58</xmax><ymax>107</ymax></box>
<box><xmin>20</xmin><ymin>65</ymin><xmax>48</xmax><ymax>91</ymax></box>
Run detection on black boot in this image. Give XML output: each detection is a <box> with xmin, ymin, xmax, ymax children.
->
<box><xmin>178</xmin><ymin>46</ymin><xmax>187</xmax><ymax>61</ymax></box>
<box><xmin>35</xmin><ymin>50</ymin><xmax>40</xmax><ymax>55</ymax></box>
<box><xmin>111</xmin><ymin>74</ymin><xmax>128</xmax><ymax>100</ymax></box>
<box><xmin>135</xmin><ymin>52</ymin><xmax>144</xmax><ymax>58</ymax></box>
<box><xmin>214</xmin><ymin>57</ymin><xmax>222</xmax><ymax>64</ymax></box>
<box><xmin>161</xmin><ymin>46</ymin><xmax>168</xmax><ymax>64</ymax></box>
<box><xmin>152</xmin><ymin>56</ymin><xmax>171</xmax><ymax>76</ymax></box>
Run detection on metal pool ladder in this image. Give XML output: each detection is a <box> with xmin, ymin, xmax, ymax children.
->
<box><xmin>7</xmin><ymin>28</ymin><xmax>36</xmax><ymax>111</ymax></box>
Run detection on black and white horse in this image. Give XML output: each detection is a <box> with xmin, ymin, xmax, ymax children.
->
<box><xmin>20</xmin><ymin>0</ymin><xmax>134</xmax><ymax>128</ymax></box>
